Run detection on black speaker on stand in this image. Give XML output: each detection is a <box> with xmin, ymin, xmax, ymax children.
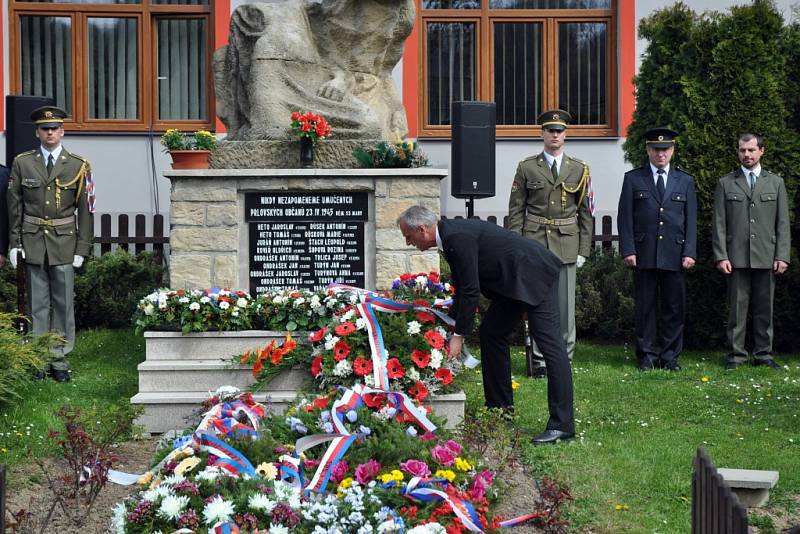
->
<box><xmin>6</xmin><ymin>95</ymin><xmax>56</xmax><ymax>168</ymax></box>
<box><xmin>450</xmin><ymin>101</ymin><xmax>496</xmax><ymax>218</ymax></box>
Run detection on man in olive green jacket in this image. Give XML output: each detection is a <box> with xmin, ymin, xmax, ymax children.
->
<box><xmin>712</xmin><ymin>133</ymin><xmax>789</xmax><ymax>370</ymax></box>
<box><xmin>7</xmin><ymin>106</ymin><xmax>95</xmax><ymax>382</ymax></box>
<box><xmin>508</xmin><ymin>109</ymin><xmax>594</xmax><ymax>375</ymax></box>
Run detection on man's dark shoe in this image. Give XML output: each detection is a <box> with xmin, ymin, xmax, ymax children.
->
<box><xmin>725</xmin><ymin>361</ymin><xmax>739</xmax><ymax>370</ymax></box>
<box><xmin>50</xmin><ymin>369</ymin><xmax>71</xmax><ymax>382</ymax></box>
<box><xmin>532</xmin><ymin>429</ymin><xmax>575</xmax><ymax>444</ymax></box>
<box><xmin>663</xmin><ymin>361</ymin><xmax>681</xmax><ymax>372</ymax></box>
<box><xmin>33</xmin><ymin>369</ymin><xmax>47</xmax><ymax>380</ymax></box>
<box><xmin>531</xmin><ymin>366</ymin><xmax>547</xmax><ymax>379</ymax></box>
<box><xmin>638</xmin><ymin>360</ymin><xmax>656</xmax><ymax>371</ymax></box>
<box><xmin>754</xmin><ymin>358</ymin><xmax>781</xmax><ymax>369</ymax></box>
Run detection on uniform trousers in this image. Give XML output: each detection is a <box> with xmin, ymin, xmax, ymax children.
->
<box><xmin>479</xmin><ymin>281</ymin><xmax>575</xmax><ymax>434</ymax></box>
<box><xmin>531</xmin><ymin>262</ymin><xmax>576</xmax><ymax>365</ymax></box>
<box><xmin>726</xmin><ymin>268</ymin><xmax>775</xmax><ymax>364</ymax></box>
<box><xmin>27</xmin><ymin>259</ymin><xmax>75</xmax><ymax>371</ymax></box>
<box><xmin>634</xmin><ymin>268</ymin><xmax>685</xmax><ymax>365</ymax></box>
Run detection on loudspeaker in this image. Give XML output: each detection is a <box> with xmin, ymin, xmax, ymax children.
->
<box><xmin>450</xmin><ymin>101</ymin><xmax>496</xmax><ymax>199</ymax></box>
<box><xmin>6</xmin><ymin>95</ymin><xmax>55</xmax><ymax>168</ymax></box>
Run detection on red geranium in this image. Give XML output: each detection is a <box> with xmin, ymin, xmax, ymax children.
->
<box><xmin>416</xmin><ymin>311</ymin><xmax>436</xmax><ymax>324</ymax></box>
<box><xmin>334</xmin><ymin>321</ymin><xmax>357</xmax><ymax>336</ymax></box>
<box><xmin>311</xmin><ymin>355</ymin><xmax>323</xmax><ymax>377</ymax></box>
<box><xmin>424</xmin><ymin>330</ymin><xmax>446</xmax><ymax>349</ymax></box>
<box><xmin>353</xmin><ymin>356</ymin><xmax>373</xmax><ymax>377</ymax></box>
<box><xmin>308</xmin><ymin>327</ymin><xmax>328</xmax><ymax>342</ymax></box>
<box><xmin>434</xmin><ymin>367</ymin><xmax>453</xmax><ymax>385</ymax></box>
<box><xmin>386</xmin><ymin>358</ymin><xmax>405</xmax><ymax>379</ymax></box>
<box><xmin>333</xmin><ymin>339</ymin><xmax>351</xmax><ymax>361</ymax></box>
<box><xmin>408</xmin><ymin>380</ymin><xmax>429</xmax><ymax>401</ymax></box>
<box><xmin>362</xmin><ymin>392</ymin><xmax>387</xmax><ymax>408</ymax></box>
<box><xmin>290</xmin><ymin>111</ymin><xmax>332</xmax><ymax>142</ymax></box>
<box><xmin>411</xmin><ymin>349</ymin><xmax>431</xmax><ymax>368</ymax></box>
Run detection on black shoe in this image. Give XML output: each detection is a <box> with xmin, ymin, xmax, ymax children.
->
<box><xmin>50</xmin><ymin>369</ymin><xmax>71</xmax><ymax>382</ymax></box>
<box><xmin>532</xmin><ymin>429</ymin><xmax>575</xmax><ymax>444</ymax></box>
<box><xmin>663</xmin><ymin>361</ymin><xmax>681</xmax><ymax>372</ymax></box>
<box><xmin>725</xmin><ymin>361</ymin><xmax>739</xmax><ymax>370</ymax></box>
<box><xmin>754</xmin><ymin>358</ymin><xmax>780</xmax><ymax>369</ymax></box>
<box><xmin>531</xmin><ymin>367</ymin><xmax>547</xmax><ymax>379</ymax></box>
<box><xmin>638</xmin><ymin>360</ymin><xmax>656</xmax><ymax>371</ymax></box>
<box><xmin>33</xmin><ymin>369</ymin><xmax>47</xmax><ymax>380</ymax></box>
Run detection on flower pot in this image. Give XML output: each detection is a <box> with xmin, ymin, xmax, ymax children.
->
<box><xmin>299</xmin><ymin>137</ymin><xmax>314</xmax><ymax>168</ymax></box>
<box><xmin>169</xmin><ymin>149</ymin><xmax>210</xmax><ymax>170</ymax></box>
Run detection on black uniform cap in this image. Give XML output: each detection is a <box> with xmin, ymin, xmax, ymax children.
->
<box><xmin>644</xmin><ymin>127</ymin><xmax>678</xmax><ymax>149</ymax></box>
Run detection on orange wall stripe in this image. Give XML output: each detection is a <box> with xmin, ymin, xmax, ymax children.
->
<box><xmin>618</xmin><ymin>0</ymin><xmax>636</xmax><ymax>137</ymax></box>
<box><xmin>214</xmin><ymin>0</ymin><xmax>230</xmax><ymax>134</ymax></box>
<box><xmin>402</xmin><ymin>1</ymin><xmax>421</xmax><ymax>138</ymax></box>
<box><xmin>0</xmin><ymin>3</ymin><xmax>5</xmax><ymax>133</ymax></box>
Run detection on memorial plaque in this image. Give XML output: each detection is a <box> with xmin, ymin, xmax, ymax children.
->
<box><xmin>245</xmin><ymin>191</ymin><xmax>368</xmax><ymax>293</ymax></box>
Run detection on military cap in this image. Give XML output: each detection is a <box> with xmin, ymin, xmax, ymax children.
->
<box><xmin>30</xmin><ymin>105</ymin><xmax>67</xmax><ymax>129</ymax></box>
<box><xmin>644</xmin><ymin>127</ymin><xmax>678</xmax><ymax>149</ymax></box>
<box><xmin>538</xmin><ymin>109</ymin><xmax>572</xmax><ymax>131</ymax></box>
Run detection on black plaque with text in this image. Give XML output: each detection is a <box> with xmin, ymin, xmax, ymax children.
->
<box><xmin>245</xmin><ymin>191</ymin><xmax>368</xmax><ymax>293</ymax></box>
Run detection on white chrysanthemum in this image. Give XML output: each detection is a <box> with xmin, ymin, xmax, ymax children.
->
<box><xmin>415</xmin><ymin>275</ymin><xmax>427</xmax><ymax>287</ymax></box>
<box><xmin>378</xmin><ymin>518</ymin><xmax>401</xmax><ymax>533</ymax></box>
<box><xmin>220</xmin><ymin>289</ymin><xmax>231</xmax><ymax>296</ymax></box>
<box><xmin>406</xmin><ymin>367</ymin><xmax>420</xmax><ymax>381</ymax></box>
<box><xmin>355</xmin><ymin>317</ymin><xmax>367</xmax><ymax>330</ymax></box>
<box><xmin>161</xmin><ymin>473</ymin><xmax>186</xmax><ymax>487</ymax></box>
<box><xmin>200</xmin><ymin>296</ymin><xmax>211</xmax><ymax>304</ymax></box>
<box><xmin>215</xmin><ymin>385</ymin><xmax>240</xmax><ymax>398</ymax></box>
<box><xmin>430</xmin><ymin>349</ymin><xmax>444</xmax><ymax>369</ymax></box>
<box><xmin>341</xmin><ymin>308</ymin><xmax>356</xmax><ymax>321</ymax></box>
<box><xmin>141</xmin><ymin>484</ymin><xmax>173</xmax><ymax>502</ymax></box>
<box><xmin>157</xmin><ymin>494</ymin><xmax>190</xmax><ymax>521</ymax></box>
<box><xmin>324</xmin><ymin>334</ymin><xmax>340</xmax><ymax>351</ymax></box>
<box><xmin>231</xmin><ymin>310</ymin><xmax>239</xmax><ymax>317</ymax></box>
<box><xmin>143</xmin><ymin>303</ymin><xmax>155</xmax><ymax>316</ymax></box>
<box><xmin>110</xmin><ymin>502</ymin><xmax>127</xmax><ymax>534</ymax></box>
<box><xmin>294</xmin><ymin>297</ymin><xmax>306</xmax><ymax>306</ymax></box>
<box><xmin>202</xmin><ymin>495</ymin><xmax>235</xmax><ymax>525</ymax></box>
<box><xmin>179</xmin><ymin>296</ymin><xmax>190</xmax><ymax>304</ymax></box>
<box><xmin>248</xmin><ymin>492</ymin><xmax>276</xmax><ymax>513</ymax></box>
<box><xmin>310</xmin><ymin>295</ymin><xmax>322</xmax><ymax>308</ymax></box>
<box><xmin>333</xmin><ymin>358</ymin><xmax>353</xmax><ymax>377</ymax></box>
<box><xmin>364</xmin><ymin>374</ymin><xmax>375</xmax><ymax>387</ymax></box>
<box><xmin>195</xmin><ymin>465</ymin><xmax>222</xmax><ymax>482</ymax></box>
<box><xmin>270</xmin><ymin>525</ymin><xmax>290</xmax><ymax>534</ymax></box>
<box><xmin>189</xmin><ymin>302</ymin><xmax>200</xmax><ymax>311</ymax></box>
<box><xmin>236</xmin><ymin>297</ymin><xmax>248</xmax><ymax>308</ymax></box>
<box><xmin>408</xmin><ymin>524</ymin><xmax>446</xmax><ymax>534</ymax></box>
<box><xmin>219</xmin><ymin>301</ymin><xmax>231</xmax><ymax>310</ymax></box>
<box><xmin>406</xmin><ymin>321</ymin><xmax>422</xmax><ymax>335</ymax></box>
<box><xmin>273</xmin><ymin>480</ymin><xmax>302</xmax><ymax>509</ymax></box>
<box><xmin>273</xmin><ymin>295</ymin><xmax>284</xmax><ymax>304</ymax></box>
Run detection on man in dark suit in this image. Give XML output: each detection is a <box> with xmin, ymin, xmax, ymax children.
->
<box><xmin>0</xmin><ymin>163</ymin><xmax>8</xmax><ymax>267</ymax></box>
<box><xmin>617</xmin><ymin>128</ymin><xmax>697</xmax><ymax>371</ymax></box>
<box><xmin>712</xmin><ymin>133</ymin><xmax>790</xmax><ymax>370</ymax></box>
<box><xmin>397</xmin><ymin>205</ymin><xmax>575</xmax><ymax>444</ymax></box>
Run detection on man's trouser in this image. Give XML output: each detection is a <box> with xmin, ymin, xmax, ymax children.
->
<box><xmin>726</xmin><ymin>268</ymin><xmax>775</xmax><ymax>364</ymax></box>
<box><xmin>531</xmin><ymin>262</ymin><xmax>575</xmax><ymax>366</ymax></box>
<box><xmin>27</xmin><ymin>260</ymin><xmax>75</xmax><ymax>371</ymax></box>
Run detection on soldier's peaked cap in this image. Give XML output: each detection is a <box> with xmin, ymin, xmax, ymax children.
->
<box><xmin>538</xmin><ymin>109</ymin><xmax>572</xmax><ymax>131</ymax></box>
<box><xmin>30</xmin><ymin>105</ymin><xmax>66</xmax><ymax>129</ymax></box>
<box><xmin>644</xmin><ymin>127</ymin><xmax>678</xmax><ymax>149</ymax></box>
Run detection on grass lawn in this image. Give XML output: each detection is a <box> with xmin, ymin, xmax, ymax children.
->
<box><xmin>460</xmin><ymin>342</ymin><xmax>800</xmax><ymax>533</ymax></box>
<box><xmin>2</xmin><ymin>329</ymin><xmax>798</xmax><ymax>533</ymax></box>
<box><xmin>0</xmin><ymin>328</ymin><xmax>144</xmax><ymax>467</ymax></box>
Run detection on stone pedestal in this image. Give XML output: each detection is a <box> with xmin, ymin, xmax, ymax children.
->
<box><xmin>165</xmin><ymin>168</ymin><xmax>447</xmax><ymax>290</ymax></box>
<box><xmin>132</xmin><ymin>330</ymin><xmax>465</xmax><ymax>434</ymax></box>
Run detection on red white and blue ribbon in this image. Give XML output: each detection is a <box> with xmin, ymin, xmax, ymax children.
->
<box><xmin>85</xmin><ymin>171</ymin><xmax>97</xmax><ymax>214</ymax></box>
<box><xmin>192</xmin><ymin>431</ymin><xmax>256</xmax><ymax>478</ymax></box>
<box><xmin>210</xmin><ymin>522</ymin><xmax>240</xmax><ymax>534</ymax></box>
<box><xmin>403</xmin><ymin>476</ymin><xmax>483</xmax><ymax>532</ymax></box>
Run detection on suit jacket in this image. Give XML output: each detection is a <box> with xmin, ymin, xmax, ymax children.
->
<box><xmin>439</xmin><ymin>218</ymin><xmax>562</xmax><ymax>335</ymax></box>
<box><xmin>617</xmin><ymin>165</ymin><xmax>697</xmax><ymax>271</ymax></box>
<box><xmin>7</xmin><ymin>147</ymin><xmax>94</xmax><ymax>266</ymax></box>
<box><xmin>0</xmin><ymin>164</ymin><xmax>8</xmax><ymax>256</ymax></box>
<box><xmin>507</xmin><ymin>152</ymin><xmax>593</xmax><ymax>262</ymax></box>
<box><xmin>712</xmin><ymin>168</ymin><xmax>790</xmax><ymax>269</ymax></box>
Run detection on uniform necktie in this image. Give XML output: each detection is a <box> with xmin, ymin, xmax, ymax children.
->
<box><xmin>749</xmin><ymin>171</ymin><xmax>757</xmax><ymax>192</ymax></box>
<box><xmin>47</xmin><ymin>154</ymin><xmax>54</xmax><ymax>174</ymax></box>
<box><xmin>551</xmin><ymin>159</ymin><xmax>559</xmax><ymax>180</ymax></box>
<box><xmin>656</xmin><ymin>169</ymin><xmax>666</xmax><ymax>200</ymax></box>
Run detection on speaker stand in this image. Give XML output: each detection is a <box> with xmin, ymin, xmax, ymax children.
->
<box><xmin>465</xmin><ymin>196</ymin><xmax>475</xmax><ymax>218</ymax></box>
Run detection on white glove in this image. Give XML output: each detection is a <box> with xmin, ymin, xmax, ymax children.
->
<box><xmin>9</xmin><ymin>248</ymin><xmax>25</xmax><ymax>269</ymax></box>
<box><xmin>72</xmin><ymin>255</ymin><xmax>84</xmax><ymax>268</ymax></box>
<box><xmin>576</xmin><ymin>255</ymin><xmax>587</xmax><ymax>269</ymax></box>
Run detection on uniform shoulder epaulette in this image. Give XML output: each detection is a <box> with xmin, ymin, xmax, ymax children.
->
<box><xmin>13</xmin><ymin>149</ymin><xmax>37</xmax><ymax>160</ymax></box>
<box><xmin>566</xmin><ymin>154</ymin><xmax>587</xmax><ymax>166</ymax></box>
<box><xmin>674</xmin><ymin>164</ymin><xmax>694</xmax><ymax>177</ymax></box>
<box><xmin>521</xmin><ymin>154</ymin><xmax>539</xmax><ymax>163</ymax></box>
<box><xmin>625</xmin><ymin>166</ymin><xmax>646</xmax><ymax>175</ymax></box>
<box><xmin>68</xmin><ymin>152</ymin><xmax>88</xmax><ymax>163</ymax></box>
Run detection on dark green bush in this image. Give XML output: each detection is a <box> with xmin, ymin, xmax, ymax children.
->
<box><xmin>575</xmin><ymin>249</ymin><xmax>634</xmax><ymax>343</ymax></box>
<box><xmin>73</xmin><ymin>250</ymin><xmax>165</xmax><ymax>328</ymax></box>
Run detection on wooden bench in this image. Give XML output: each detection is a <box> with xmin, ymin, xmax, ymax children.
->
<box><xmin>717</xmin><ymin>468</ymin><xmax>779</xmax><ymax>507</ymax></box>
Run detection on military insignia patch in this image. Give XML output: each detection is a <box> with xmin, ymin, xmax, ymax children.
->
<box><xmin>511</xmin><ymin>179</ymin><xmax>521</xmax><ymax>192</ymax></box>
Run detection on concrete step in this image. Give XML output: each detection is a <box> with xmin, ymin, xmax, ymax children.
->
<box><xmin>137</xmin><ymin>360</ymin><xmax>310</xmax><ymax>392</ymax></box>
<box><xmin>144</xmin><ymin>330</ymin><xmax>294</xmax><ymax>361</ymax></box>
<box><xmin>718</xmin><ymin>468</ymin><xmax>779</xmax><ymax>507</ymax></box>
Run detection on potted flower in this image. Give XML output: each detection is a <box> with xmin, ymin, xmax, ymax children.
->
<box><xmin>160</xmin><ymin>128</ymin><xmax>217</xmax><ymax>169</ymax></box>
<box><xmin>290</xmin><ymin>111</ymin><xmax>332</xmax><ymax>168</ymax></box>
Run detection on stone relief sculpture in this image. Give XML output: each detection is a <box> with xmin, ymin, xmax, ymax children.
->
<box><xmin>214</xmin><ymin>0</ymin><xmax>414</xmax><ymax>142</ymax></box>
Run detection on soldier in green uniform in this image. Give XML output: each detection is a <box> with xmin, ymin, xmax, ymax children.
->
<box><xmin>507</xmin><ymin>109</ymin><xmax>594</xmax><ymax>377</ymax></box>
<box><xmin>712</xmin><ymin>133</ymin><xmax>790</xmax><ymax>370</ymax></box>
<box><xmin>7</xmin><ymin>106</ymin><xmax>95</xmax><ymax>382</ymax></box>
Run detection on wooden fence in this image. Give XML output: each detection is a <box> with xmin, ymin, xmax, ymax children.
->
<box><xmin>94</xmin><ymin>213</ymin><xmax>168</xmax><ymax>258</ymax></box>
<box><xmin>692</xmin><ymin>448</ymin><xmax>749</xmax><ymax>534</ymax></box>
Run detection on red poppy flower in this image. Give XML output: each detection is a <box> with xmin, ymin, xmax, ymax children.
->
<box><xmin>416</xmin><ymin>311</ymin><xmax>435</xmax><ymax>324</ymax></box>
<box><xmin>424</xmin><ymin>330</ymin><xmax>446</xmax><ymax>349</ymax></box>
<box><xmin>333</xmin><ymin>339</ymin><xmax>351</xmax><ymax>361</ymax></box>
<box><xmin>308</xmin><ymin>327</ymin><xmax>328</xmax><ymax>343</ymax></box>
<box><xmin>411</xmin><ymin>349</ymin><xmax>431</xmax><ymax>368</ymax></box>
<box><xmin>434</xmin><ymin>368</ymin><xmax>453</xmax><ymax>385</ymax></box>
<box><xmin>353</xmin><ymin>356</ymin><xmax>373</xmax><ymax>377</ymax></box>
<box><xmin>400</xmin><ymin>273</ymin><xmax>415</xmax><ymax>282</ymax></box>
<box><xmin>428</xmin><ymin>272</ymin><xmax>440</xmax><ymax>283</ymax></box>
<box><xmin>311</xmin><ymin>355</ymin><xmax>323</xmax><ymax>377</ymax></box>
<box><xmin>334</xmin><ymin>321</ymin><xmax>357</xmax><ymax>336</ymax></box>
<box><xmin>362</xmin><ymin>393</ymin><xmax>386</xmax><ymax>408</ymax></box>
<box><xmin>312</xmin><ymin>396</ymin><xmax>329</xmax><ymax>410</ymax></box>
<box><xmin>408</xmin><ymin>380</ymin><xmax>429</xmax><ymax>401</ymax></box>
<box><xmin>386</xmin><ymin>358</ymin><xmax>405</xmax><ymax>379</ymax></box>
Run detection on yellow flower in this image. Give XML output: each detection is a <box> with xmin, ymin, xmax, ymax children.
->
<box><xmin>175</xmin><ymin>456</ymin><xmax>201</xmax><ymax>476</ymax></box>
<box><xmin>391</xmin><ymin>469</ymin><xmax>404</xmax><ymax>481</ymax></box>
<box><xmin>434</xmin><ymin>469</ymin><xmax>456</xmax><ymax>482</ymax></box>
<box><xmin>614</xmin><ymin>504</ymin><xmax>629</xmax><ymax>511</ymax></box>
<box><xmin>511</xmin><ymin>380</ymin><xmax>520</xmax><ymax>390</ymax></box>
<box><xmin>136</xmin><ymin>471</ymin><xmax>153</xmax><ymax>487</ymax></box>
<box><xmin>256</xmin><ymin>462</ymin><xmax>278</xmax><ymax>480</ymax></box>
<box><xmin>455</xmin><ymin>457</ymin><xmax>472</xmax><ymax>471</ymax></box>
<box><xmin>0</xmin><ymin>448</ymin><xmax>7</xmax><ymax>454</ymax></box>
<box><xmin>701</xmin><ymin>376</ymin><xmax>710</xmax><ymax>383</ymax></box>
<box><xmin>379</xmin><ymin>473</ymin><xmax>395</xmax><ymax>484</ymax></box>
<box><xmin>340</xmin><ymin>477</ymin><xmax>353</xmax><ymax>489</ymax></box>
